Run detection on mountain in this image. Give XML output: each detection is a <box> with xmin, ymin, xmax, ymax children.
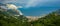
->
<box><xmin>30</xmin><ymin>9</ymin><xmax>60</xmax><ymax>26</ymax></box>
<box><xmin>0</xmin><ymin>7</ymin><xmax>21</xmax><ymax>16</ymax></box>
<box><xmin>0</xmin><ymin>6</ymin><xmax>29</xmax><ymax>26</ymax></box>
<box><xmin>55</xmin><ymin>9</ymin><xmax>60</xmax><ymax>15</ymax></box>
<box><xmin>1</xmin><ymin>6</ymin><xmax>60</xmax><ymax>26</ymax></box>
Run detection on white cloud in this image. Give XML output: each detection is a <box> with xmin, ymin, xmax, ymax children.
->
<box><xmin>18</xmin><ymin>6</ymin><xmax>23</xmax><ymax>8</ymax></box>
<box><xmin>6</xmin><ymin>4</ymin><xmax>18</xmax><ymax>9</ymax></box>
<box><xmin>6</xmin><ymin>4</ymin><xmax>23</xmax><ymax>15</ymax></box>
<box><xmin>1</xmin><ymin>0</ymin><xmax>29</xmax><ymax>5</ymax></box>
<box><xmin>1</xmin><ymin>0</ymin><xmax>60</xmax><ymax>8</ymax></box>
<box><xmin>25</xmin><ymin>0</ymin><xmax>60</xmax><ymax>8</ymax></box>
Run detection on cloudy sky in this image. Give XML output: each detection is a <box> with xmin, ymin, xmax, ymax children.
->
<box><xmin>0</xmin><ymin>0</ymin><xmax>60</xmax><ymax>16</ymax></box>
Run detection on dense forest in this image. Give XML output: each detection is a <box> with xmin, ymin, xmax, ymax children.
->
<box><xmin>30</xmin><ymin>9</ymin><xmax>60</xmax><ymax>26</ymax></box>
<box><xmin>0</xmin><ymin>7</ymin><xmax>29</xmax><ymax>26</ymax></box>
<box><xmin>0</xmin><ymin>7</ymin><xmax>60</xmax><ymax>26</ymax></box>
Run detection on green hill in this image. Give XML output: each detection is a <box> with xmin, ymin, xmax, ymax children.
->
<box><xmin>30</xmin><ymin>9</ymin><xmax>60</xmax><ymax>26</ymax></box>
<box><xmin>0</xmin><ymin>6</ymin><xmax>60</xmax><ymax>26</ymax></box>
<box><xmin>0</xmin><ymin>7</ymin><xmax>29</xmax><ymax>26</ymax></box>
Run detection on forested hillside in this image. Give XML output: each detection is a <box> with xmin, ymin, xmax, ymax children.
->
<box><xmin>30</xmin><ymin>9</ymin><xmax>60</xmax><ymax>26</ymax></box>
<box><xmin>0</xmin><ymin>6</ymin><xmax>60</xmax><ymax>26</ymax></box>
<box><xmin>0</xmin><ymin>7</ymin><xmax>29</xmax><ymax>26</ymax></box>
